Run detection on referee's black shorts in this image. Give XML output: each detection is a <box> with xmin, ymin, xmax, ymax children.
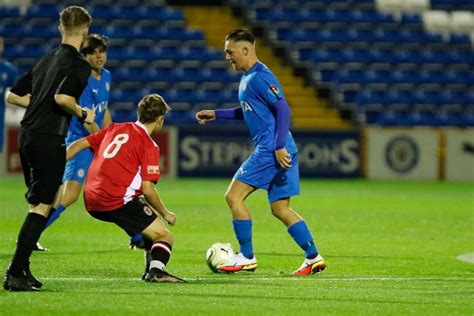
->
<box><xmin>19</xmin><ymin>129</ymin><xmax>66</xmax><ymax>205</ymax></box>
<box><xmin>88</xmin><ymin>198</ymin><xmax>158</xmax><ymax>236</ymax></box>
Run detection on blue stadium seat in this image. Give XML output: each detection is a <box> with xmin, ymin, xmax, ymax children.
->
<box><xmin>26</xmin><ymin>5</ymin><xmax>58</xmax><ymax>18</ymax></box>
<box><xmin>3</xmin><ymin>45</ymin><xmax>48</xmax><ymax>59</ymax></box>
<box><xmin>111</xmin><ymin>108</ymin><xmax>134</xmax><ymax>123</ymax></box>
<box><xmin>362</xmin><ymin>70</ymin><xmax>391</xmax><ymax>85</ymax></box>
<box><xmin>242</xmin><ymin>0</ymin><xmax>474</xmax><ymax>127</ymax></box>
<box><xmin>0</xmin><ymin>6</ymin><xmax>20</xmax><ymax>18</ymax></box>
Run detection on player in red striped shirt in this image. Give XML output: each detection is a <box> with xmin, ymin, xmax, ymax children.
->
<box><xmin>66</xmin><ymin>94</ymin><xmax>185</xmax><ymax>283</ymax></box>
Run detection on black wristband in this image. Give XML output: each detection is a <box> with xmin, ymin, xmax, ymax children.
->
<box><xmin>78</xmin><ymin>108</ymin><xmax>87</xmax><ymax>123</ymax></box>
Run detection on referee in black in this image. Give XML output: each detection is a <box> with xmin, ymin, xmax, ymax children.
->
<box><xmin>4</xmin><ymin>6</ymin><xmax>95</xmax><ymax>291</ymax></box>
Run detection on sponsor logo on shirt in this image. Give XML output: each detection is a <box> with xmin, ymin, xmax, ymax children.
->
<box><xmin>241</xmin><ymin>101</ymin><xmax>253</xmax><ymax>112</ymax></box>
<box><xmin>93</xmin><ymin>101</ymin><xmax>108</xmax><ymax>113</ymax></box>
<box><xmin>147</xmin><ymin>165</ymin><xmax>160</xmax><ymax>174</ymax></box>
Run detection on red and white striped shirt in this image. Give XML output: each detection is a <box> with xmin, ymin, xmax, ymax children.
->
<box><xmin>84</xmin><ymin>121</ymin><xmax>160</xmax><ymax>211</ymax></box>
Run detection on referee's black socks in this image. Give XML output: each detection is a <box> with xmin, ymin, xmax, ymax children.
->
<box><xmin>9</xmin><ymin>213</ymin><xmax>47</xmax><ymax>276</ymax></box>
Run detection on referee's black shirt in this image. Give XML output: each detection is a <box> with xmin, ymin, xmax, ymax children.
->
<box><xmin>11</xmin><ymin>43</ymin><xmax>91</xmax><ymax>136</ymax></box>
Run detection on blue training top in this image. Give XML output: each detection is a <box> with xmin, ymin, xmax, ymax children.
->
<box><xmin>68</xmin><ymin>68</ymin><xmax>111</xmax><ymax>138</ymax></box>
<box><xmin>238</xmin><ymin>61</ymin><xmax>297</xmax><ymax>155</ymax></box>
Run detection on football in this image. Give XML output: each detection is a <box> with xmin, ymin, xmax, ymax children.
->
<box><xmin>205</xmin><ymin>242</ymin><xmax>236</xmax><ymax>272</ymax></box>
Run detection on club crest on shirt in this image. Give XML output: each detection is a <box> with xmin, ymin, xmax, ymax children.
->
<box><xmin>269</xmin><ymin>84</ymin><xmax>280</xmax><ymax>96</ymax></box>
<box><xmin>77</xmin><ymin>168</ymin><xmax>85</xmax><ymax>178</ymax></box>
<box><xmin>143</xmin><ymin>206</ymin><xmax>153</xmax><ymax>216</ymax></box>
<box><xmin>147</xmin><ymin>165</ymin><xmax>160</xmax><ymax>174</ymax></box>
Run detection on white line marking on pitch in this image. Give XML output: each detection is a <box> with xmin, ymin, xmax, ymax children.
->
<box><xmin>457</xmin><ymin>253</ymin><xmax>474</xmax><ymax>264</ymax></box>
<box><xmin>42</xmin><ymin>276</ymin><xmax>474</xmax><ymax>282</ymax></box>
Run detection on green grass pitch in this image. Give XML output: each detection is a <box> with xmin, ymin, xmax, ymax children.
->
<box><xmin>0</xmin><ymin>176</ymin><xmax>473</xmax><ymax>314</ymax></box>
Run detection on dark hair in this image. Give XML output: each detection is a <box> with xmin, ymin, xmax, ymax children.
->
<box><xmin>60</xmin><ymin>6</ymin><xmax>92</xmax><ymax>30</ymax></box>
<box><xmin>137</xmin><ymin>94</ymin><xmax>171</xmax><ymax>124</ymax></box>
<box><xmin>225</xmin><ymin>29</ymin><xmax>255</xmax><ymax>44</ymax></box>
<box><xmin>81</xmin><ymin>34</ymin><xmax>109</xmax><ymax>55</ymax></box>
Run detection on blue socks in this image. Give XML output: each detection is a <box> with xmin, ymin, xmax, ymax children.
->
<box><xmin>131</xmin><ymin>233</ymin><xmax>143</xmax><ymax>243</ymax></box>
<box><xmin>288</xmin><ymin>220</ymin><xmax>318</xmax><ymax>259</ymax></box>
<box><xmin>232</xmin><ymin>219</ymin><xmax>317</xmax><ymax>260</ymax></box>
<box><xmin>45</xmin><ymin>204</ymin><xmax>66</xmax><ymax>228</ymax></box>
<box><xmin>232</xmin><ymin>219</ymin><xmax>253</xmax><ymax>259</ymax></box>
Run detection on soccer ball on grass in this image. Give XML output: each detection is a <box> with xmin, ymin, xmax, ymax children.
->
<box><xmin>206</xmin><ymin>242</ymin><xmax>236</xmax><ymax>272</ymax></box>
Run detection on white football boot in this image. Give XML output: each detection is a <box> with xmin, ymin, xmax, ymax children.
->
<box><xmin>217</xmin><ymin>252</ymin><xmax>257</xmax><ymax>272</ymax></box>
<box><xmin>292</xmin><ymin>254</ymin><xmax>326</xmax><ymax>275</ymax></box>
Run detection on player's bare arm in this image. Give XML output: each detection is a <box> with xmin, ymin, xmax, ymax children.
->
<box><xmin>66</xmin><ymin>138</ymin><xmax>91</xmax><ymax>161</ymax></box>
<box><xmin>54</xmin><ymin>94</ymin><xmax>95</xmax><ymax>124</ymax></box>
<box><xmin>6</xmin><ymin>91</ymin><xmax>30</xmax><ymax>108</ymax></box>
<box><xmin>142</xmin><ymin>181</ymin><xmax>176</xmax><ymax>226</ymax></box>
<box><xmin>195</xmin><ymin>110</ymin><xmax>216</xmax><ymax>125</ymax></box>
<box><xmin>275</xmin><ymin>147</ymin><xmax>292</xmax><ymax>169</ymax></box>
<box><xmin>83</xmin><ymin>121</ymin><xmax>100</xmax><ymax>134</ymax></box>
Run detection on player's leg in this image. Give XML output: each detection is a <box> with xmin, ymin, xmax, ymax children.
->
<box><xmin>46</xmin><ymin>148</ymin><xmax>92</xmax><ymax>228</ymax></box>
<box><xmin>224</xmin><ymin>178</ymin><xmax>256</xmax><ymax>220</ymax></box>
<box><xmin>5</xmin><ymin>202</ymin><xmax>52</xmax><ymax>291</ymax></box>
<box><xmin>270</xmin><ymin>198</ymin><xmax>326</xmax><ymax>275</ymax></box>
<box><xmin>268</xmin><ymin>153</ymin><xmax>325</xmax><ymax>275</ymax></box>
<box><xmin>269</xmin><ymin>197</ymin><xmax>319</xmax><ymax>261</ymax></box>
<box><xmin>224</xmin><ymin>178</ymin><xmax>256</xmax><ymax>252</ymax></box>
<box><xmin>90</xmin><ymin>198</ymin><xmax>185</xmax><ymax>283</ymax></box>
<box><xmin>140</xmin><ymin>238</ymin><xmax>153</xmax><ymax>280</ymax></box>
<box><xmin>46</xmin><ymin>180</ymin><xmax>83</xmax><ymax>228</ymax></box>
<box><xmin>129</xmin><ymin>197</ymin><xmax>151</xmax><ymax>250</ymax></box>
<box><xmin>219</xmin><ymin>178</ymin><xmax>258</xmax><ymax>272</ymax></box>
<box><xmin>141</xmin><ymin>218</ymin><xmax>185</xmax><ymax>282</ymax></box>
<box><xmin>219</xmin><ymin>154</ymin><xmax>275</xmax><ymax>272</ymax></box>
<box><xmin>4</xmin><ymin>132</ymin><xmax>65</xmax><ymax>291</ymax></box>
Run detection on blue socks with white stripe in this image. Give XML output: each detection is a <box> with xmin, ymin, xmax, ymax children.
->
<box><xmin>232</xmin><ymin>219</ymin><xmax>253</xmax><ymax>259</ymax></box>
<box><xmin>288</xmin><ymin>220</ymin><xmax>318</xmax><ymax>259</ymax></box>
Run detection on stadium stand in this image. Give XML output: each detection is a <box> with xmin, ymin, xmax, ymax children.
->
<box><xmin>0</xmin><ymin>1</ymin><xmax>241</xmax><ymax>124</ymax></box>
<box><xmin>181</xmin><ymin>5</ymin><xmax>349</xmax><ymax>128</ymax></box>
<box><xmin>232</xmin><ymin>0</ymin><xmax>474</xmax><ymax>126</ymax></box>
<box><xmin>1</xmin><ymin>0</ymin><xmax>473</xmax><ymax>127</ymax></box>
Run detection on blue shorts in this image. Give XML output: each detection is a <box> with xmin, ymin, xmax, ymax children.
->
<box><xmin>63</xmin><ymin>134</ymin><xmax>93</xmax><ymax>183</ymax></box>
<box><xmin>234</xmin><ymin>151</ymin><xmax>300</xmax><ymax>204</ymax></box>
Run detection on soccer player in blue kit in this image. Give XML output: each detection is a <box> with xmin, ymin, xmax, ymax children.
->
<box><xmin>195</xmin><ymin>29</ymin><xmax>326</xmax><ymax>275</ymax></box>
<box><xmin>44</xmin><ymin>34</ymin><xmax>113</xmax><ymax>229</ymax></box>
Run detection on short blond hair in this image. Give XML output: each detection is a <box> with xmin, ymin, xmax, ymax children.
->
<box><xmin>59</xmin><ymin>6</ymin><xmax>92</xmax><ymax>33</ymax></box>
<box><xmin>137</xmin><ymin>94</ymin><xmax>171</xmax><ymax>124</ymax></box>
